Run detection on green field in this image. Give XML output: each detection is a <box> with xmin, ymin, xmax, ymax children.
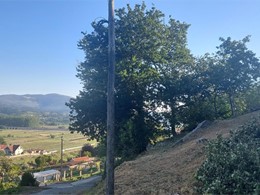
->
<box><xmin>0</xmin><ymin>129</ymin><xmax>96</xmax><ymax>152</ymax></box>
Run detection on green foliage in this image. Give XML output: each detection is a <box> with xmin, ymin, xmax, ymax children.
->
<box><xmin>195</xmin><ymin>117</ymin><xmax>260</xmax><ymax>194</ymax></box>
<box><xmin>40</xmin><ymin>112</ymin><xmax>69</xmax><ymax>126</ymax></box>
<box><xmin>81</xmin><ymin>144</ymin><xmax>95</xmax><ymax>157</ymax></box>
<box><xmin>244</xmin><ymin>83</ymin><xmax>260</xmax><ymax>112</ymax></box>
<box><xmin>20</xmin><ymin>172</ymin><xmax>39</xmax><ymax>186</ymax></box>
<box><xmin>82</xmin><ymin>151</ymin><xmax>92</xmax><ymax>157</ymax></box>
<box><xmin>67</xmin><ymin>2</ymin><xmax>260</xmax><ymax>162</ymax></box>
<box><xmin>0</xmin><ymin>136</ymin><xmax>6</xmax><ymax>144</ymax></box>
<box><xmin>0</xmin><ymin>182</ymin><xmax>19</xmax><ymax>194</ymax></box>
<box><xmin>0</xmin><ymin>150</ymin><xmax>5</xmax><ymax>156</ymax></box>
<box><xmin>202</xmin><ymin>37</ymin><xmax>260</xmax><ymax>116</ymax></box>
<box><xmin>0</xmin><ymin>157</ymin><xmax>21</xmax><ymax>192</ymax></box>
<box><xmin>95</xmin><ymin>142</ymin><xmax>106</xmax><ymax>158</ymax></box>
<box><xmin>0</xmin><ymin>114</ymin><xmax>39</xmax><ymax>127</ymax></box>
<box><xmin>67</xmin><ymin>2</ymin><xmax>191</xmax><ymax>159</ymax></box>
<box><xmin>35</xmin><ymin>155</ymin><xmax>53</xmax><ymax>168</ymax></box>
<box><xmin>50</xmin><ymin>134</ymin><xmax>55</xmax><ymax>139</ymax></box>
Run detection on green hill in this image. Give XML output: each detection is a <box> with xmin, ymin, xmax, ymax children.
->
<box><xmin>0</xmin><ymin>93</ymin><xmax>70</xmax><ymax>114</ymax></box>
<box><xmin>0</xmin><ymin>94</ymin><xmax>72</xmax><ymax>126</ymax></box>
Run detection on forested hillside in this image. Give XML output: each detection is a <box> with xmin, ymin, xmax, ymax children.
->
<box><xmin>0</xmin><ymin>94</ymin><xmax>71</xmax><ymax>127</ymax></box>
<box><xmin>0</xmin><ymin>94</ymin><xmax>70</xmax><ymax>114</ymax></box>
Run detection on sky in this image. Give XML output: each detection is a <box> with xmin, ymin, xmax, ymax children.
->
<box><xmin>0</xmin><ymin>0</ymin><xmax>259</xmax><ymax>97</ymax></box>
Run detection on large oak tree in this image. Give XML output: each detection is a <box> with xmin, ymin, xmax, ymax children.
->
<box><xmin>67</xmin><ymin>3</ymin><xmax>191</xmax><ymax>159</ymax></box>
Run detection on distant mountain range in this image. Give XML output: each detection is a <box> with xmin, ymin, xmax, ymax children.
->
<box><xmin>0</xmin><ymin>94</ymin><xmax>71</xmax><ymax>114</ymax></box>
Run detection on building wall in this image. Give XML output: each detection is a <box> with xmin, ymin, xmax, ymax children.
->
<box><xmin>14</xmin><ymin>146</ymin><xmax>23</xmax><ymax>155</ymax></box>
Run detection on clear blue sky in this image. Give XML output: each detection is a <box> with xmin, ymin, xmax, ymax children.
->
<box><xmin>0</xmin><ymin>0</ymin><xmax>259</xmax><ymax>97</ymax></box>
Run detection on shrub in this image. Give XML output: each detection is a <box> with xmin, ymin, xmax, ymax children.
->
<box><xmin>82</xmin><ymin>151</ymin><xmax>92</xmax><ymax>157</ymax></box>
<box><xmin>80</xmin><ymin>144</ymin><xmax>96</xmax><ymax>157</ymax></box>
<box><xmin>0</xmin><ymin>136</ymin><xmax>6</xmax><ymax>144</ymax></box>
<box><xmin>195</xmin><ymin>117</ymin><xmax>260</xmax><ymax>194</ymax></box>
<box><xmin>0</xmin><ymin>182</ymin><xmax>19</xmax><ymax>193</ymax></box>
<box><xmin>20</xmin><ymin>172</ymin><xmax>39</xmax><ymax>186</ymax></box>
<box><xmin>50</xmin><ymin>134</ymin><xmax>55</xmax><ymax>139</ymax></box>
<box><xmin>7</xmin><ymin>134</ymin><xmax>13</xmax><ymax>138</ymax></box>
<box><xmin>0</xmin><ymin>150</ymin><xmax>5</xmax><ymax>156</ymax></box>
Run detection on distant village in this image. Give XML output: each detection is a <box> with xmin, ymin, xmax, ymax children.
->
<box><xmin>0</xmin><ymin>144</ymin><xmax>51</xmax><ymax>156</ymax></box>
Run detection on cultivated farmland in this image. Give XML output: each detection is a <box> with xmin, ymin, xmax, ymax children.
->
<box><xmin>0</xmin><ymin>129</ymin><xmax>95</xmax><ymax>152</ymax></box>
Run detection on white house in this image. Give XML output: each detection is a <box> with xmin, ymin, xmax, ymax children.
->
<box><xmin>33</xmin><ymin>169</ymin><xmax>61</xmax><ymax>183</ymax></box>
<box><xmin>0</xmin><ymin>144</ymin><xmax>23</xmax><ymax>155</ymax></box>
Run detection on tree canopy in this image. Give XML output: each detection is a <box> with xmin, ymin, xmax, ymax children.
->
<box><xmin>67</xmin><ymin>3</ymin><xmax>192</xmax><ymax>159</ymax></box>
<box><xmin>67</xmin><ymin>2</ymin><xmax>260</xmax><ymax>160</ymax></box>
<box><xmin>208</xmin><ymin>36</ymin><xmax>260</xmax><ymax>116</ymax></box>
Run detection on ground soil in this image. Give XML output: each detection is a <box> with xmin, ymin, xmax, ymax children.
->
<box><xmin>106</xmin><ymin>110</ymin><xmax>260</xmax><ymax>195</ymax></box>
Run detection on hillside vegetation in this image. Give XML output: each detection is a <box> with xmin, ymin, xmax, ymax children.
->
<box><xmin>91</xmin><ymin>110</ymin><xmax>260</xmax><ymax>194</ymax></box>
<box><xmin>0</xmin><ymin>94</ymin><xmax>71</xmax><ymax>127</ymax></box>
<box><xmin>0</xmin><ymin>94</ymin><xmax>70</xmax><ymax>114</ymax></box>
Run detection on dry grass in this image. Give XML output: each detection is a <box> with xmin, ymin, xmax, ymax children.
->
<box><xmin>93</xmin><ymin>110</ymin><xmax>260</xmax><ymax>195</ymax></box>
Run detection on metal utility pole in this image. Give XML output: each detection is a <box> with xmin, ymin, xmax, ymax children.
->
<box><xmin>106</xmin><ymin>0</ymin><xmax>115</xmax><ymax>194</ymax></box>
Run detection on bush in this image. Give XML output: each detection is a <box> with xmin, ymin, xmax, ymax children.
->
<box><xmin>195</xmin><ymin>117</ymin><xmax>260</xmax><ymax>194</ymax></box>
<box><xmin>82</xmin><ymin>151</ymin><xmax>92</xmax><ymax>157</ymax></box>
<box><xmin>20</xmin><ymin>172</ymin><xmax>39</xmax><ymax>186</ymax></box>
<box><xmin>0</xmin><ymin>182</ymin><xmax>19</xmax><ymax>193</ymax></box>
<box><xmin>50</xmin><ymin>134</ymin><xmax>55</xmax><ymax>139</ymax></box>
<box><xmin>0</xmin><ymin>150</ymin><xmax>5</xmax><ymax>156</ymax></box>
<box><xmin>80</xmin><ymin>144</ymin><xmax>96</xmax><ymax>157</ymax></box>
<box><xmin>35</xmin><ymin>155</ymin><xmax>53</xmax><ymax>168</ymax></box>
<box><xmin>0</xmin><ymin>136</ymin><xmax>6</xmax><ymax>144</ymax></box>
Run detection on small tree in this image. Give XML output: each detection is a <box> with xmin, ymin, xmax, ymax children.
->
<box><xmin>214</xmin><ymin>36</ymin><xmax>260</xmax><ymax>116</ymax></box>
<box><xmin>0</xmin><ymin>157</ymin><xmax>21</xmax><ymax>192</ymax></box>
<box><xmin>20</xmin><ymin>172</ymin><xmax>38</xmax><ymax>186</ymax></box>
<box><xmin>80</xmin><ymin>144</ymin><xmax>95</xmax><ymax>157</ymax></box>
<box><xmin>35</xmin><ymin>155</ymin><xmax>52</xmax><ymax>168</ymax></box>
<box><xmin>0</xmin><ymin>136</ymin><xmax>6</xmax><ymax>145</ymax></box>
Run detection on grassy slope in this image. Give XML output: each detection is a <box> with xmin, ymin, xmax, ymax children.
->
<box><xmin>91</xmin><ymin>110</ymin><xmax>260</xmax><ymax>195</ymax></box>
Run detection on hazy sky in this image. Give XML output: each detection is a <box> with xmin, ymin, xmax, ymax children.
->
<box><xmin>0</xmin><ymin>0</ymin><xmax>259</xmax><ymax>97</ymax></box>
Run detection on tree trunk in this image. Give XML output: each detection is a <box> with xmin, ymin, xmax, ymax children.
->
<box><xmin>213</xmin><ymin>92</ymin><xmax>218</xmax><ymax>117</ymax></box>
<box><xmin>170</xmin><ymin>103</ymin><xmax>177</xmax><ymax>137</ymax></box>
<box><xmin>70</xmin><ymin>169</ymin><xmax>73</xmax><ymax>179</ymax></box>
<box><xmin>229</xmin><ymin>92</ymin><xmax>235</xmax><ymax>116</ymax></box>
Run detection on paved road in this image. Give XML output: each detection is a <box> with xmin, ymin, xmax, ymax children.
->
<box><xmin>32</xmin><ymin>175</ymin><xmax>102</xmax><ymax>195</ymax></box>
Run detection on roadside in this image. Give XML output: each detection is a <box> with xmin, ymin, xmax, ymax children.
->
<box><xmin>25</xmin><ymin>175</ymin><xmax>102</xmax><ymax>195</ymax></box>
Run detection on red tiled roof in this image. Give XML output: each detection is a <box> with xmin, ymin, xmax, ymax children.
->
<box><xmin>0</xmin><ymin>144</ymin><xmax>20</xmax><ymax>152</ymax></box>
<box><xmin>8</xmin><ymin>145</ymin><xmax>20</xmax><ymax>153</ymax></box>
<box><xmin>0</xmin><ymin>144</ymin><xmax>7</xmax><ymax>150</ymax></box>
<box><xmin>67</xmin><ymin>157</ymin><xmax>91</xmax><ymax>167</ymax></box>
